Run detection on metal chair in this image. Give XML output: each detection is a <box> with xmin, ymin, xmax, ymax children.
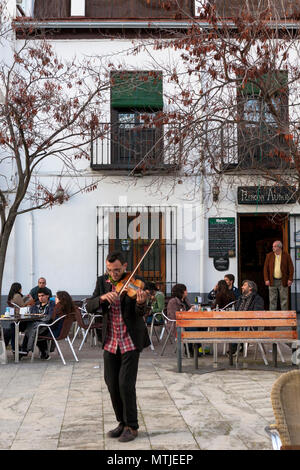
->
<box><xmin>72</xmin><ymin>307</ymin><xmax>102</xmax><ymax>351</ymax></box>
<box><xmin>31</xmin><ymin>313</ymin><xmax>79</xmax><ymax>365</ymax></box>
<box><xmin>265</xmin><ymin>370</ymin><xmax>300</xmax><ymax>450</ymax></box>
<box><xmin>0</xmin><ymin>324</ymin><xmax>7</xmax><ymax>364</ymax></box>
<box><xmin>218</xmin><ymin>302</ymin><xmax>282</xmax><ymax>365</ymax></box>
<box><xmin>159</xmin><ymin>311</ymin><xmax>193</xmax><ymax>357</ymax></box>
<box><xmin>148</xmin><ymin>311</ymin><xmax>165</xmax><ymax>350</ymax></box>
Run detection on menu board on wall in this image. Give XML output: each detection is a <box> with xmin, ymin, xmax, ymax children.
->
<box><xmin>208</xmin><ymin>217</ymin><xmax>236</xmax><ymax>258</ymax></box>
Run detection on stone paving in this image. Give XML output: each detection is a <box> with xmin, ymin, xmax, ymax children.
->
<box><xmin>0</xmin><ymin>339</ymin><xmax>295</xmax><ymax>451</ymax></box>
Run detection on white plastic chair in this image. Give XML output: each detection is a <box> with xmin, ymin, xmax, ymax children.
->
<box><xmin>31</xmin><ymin>314</ymin><xmax>79</xmax><ymax>365</ymax></box>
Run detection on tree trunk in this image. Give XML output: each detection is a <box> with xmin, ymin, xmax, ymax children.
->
<box><xmin>0</xmin><ymin>213</ymin><xmax>17</xmax><ymax>311</ymax></box>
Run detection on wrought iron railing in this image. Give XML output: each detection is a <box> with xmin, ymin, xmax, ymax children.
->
<box><xmin>91</xmin><ymin>122</ymin><xmax>181</xmax><ymax>171</ymax></box>
<box><xmin>213</xmin><ymin>121</ymin><xmax>299</xmax><ymax>170</ymax></box>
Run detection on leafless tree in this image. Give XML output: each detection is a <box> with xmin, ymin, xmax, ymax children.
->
<box><xmin>127</xmin><ymin>0</ymin><xmax>300</xmax><ymax>203</ymax></box>
<box><xmin>0</xmin><ymin>33</ymin><xmax>115</xmax><ymax>298</ymax></box>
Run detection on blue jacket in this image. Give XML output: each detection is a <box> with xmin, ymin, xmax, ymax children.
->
<box><xmin>30</xmin><ymin>300</ymin><xmax>56</xmax><ymax>323</ymax></box>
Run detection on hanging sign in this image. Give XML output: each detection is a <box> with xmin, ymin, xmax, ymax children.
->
<box><xmin>213</xmin><ymin>256</ymin><xmax>230</xmax><ymax>271</ymax></box>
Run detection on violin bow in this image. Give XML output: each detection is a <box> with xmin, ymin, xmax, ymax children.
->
<box><xmin>119</xmin><ymin>238</ymin><xmax>156</xmax><ymax>295</ymax></box>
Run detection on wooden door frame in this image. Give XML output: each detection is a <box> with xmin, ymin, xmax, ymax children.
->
<box><xmin>237</xmin><ymin>212</ymin><xmax>289</xmax><ymax>288</ymax></box>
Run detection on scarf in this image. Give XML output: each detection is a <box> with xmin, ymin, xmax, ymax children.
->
<box><xmin>238</xmin><ymin>293</ymin><xmax>253</xmax><ymax>311</ymax></box>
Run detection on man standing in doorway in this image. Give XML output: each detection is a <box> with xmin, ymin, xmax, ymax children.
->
<box><xmin>263</xmin><ymin>241</ymin><xmax>294</xmax><ymax>310</ymax></box>
<box><xmin>86</xmin><ymin>251</ymin><xmax>149</xmax><ymax>443</ymax></box>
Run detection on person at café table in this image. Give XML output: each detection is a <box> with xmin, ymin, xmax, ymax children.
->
<box><xmin>30</xmin><ymin>277</ymin><xmax>52</xmax><ymax>302</ymax></box>
<box><xmin>7</xmin><ymin>282</ymin><xmax>35</xmax><ymax>309</ymax></box>
<box><xmin>5</xmin><ymin>282</ymin><xmax>35</xmax><ymax>355</ymax></box>
<box><xmin>167</xmin><ymin>283</ymin><xmax>200</xmax><ymax>356</ymax></box>
<box><xmin>19</xmin><ymin>287</ymin><xmax>56</xmax><ymax>360</ymax></box>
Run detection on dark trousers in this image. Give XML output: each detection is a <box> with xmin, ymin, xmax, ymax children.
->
<box><xmin>104</xmin><ymin>348</ymin><xmax>140</xmax><ymax>430</ymax></box>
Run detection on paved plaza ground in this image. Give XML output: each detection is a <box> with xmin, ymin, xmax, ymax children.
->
<box><xmin>0</xmin><ymin>336</ymin><xmax>296</xmax><ymax>451</ymax></box>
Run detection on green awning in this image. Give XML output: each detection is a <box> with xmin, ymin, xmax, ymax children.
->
<box><xmin>111</xmin><ymin>71</ymin><xmax>163</xmax><ymax>109</ymax></box>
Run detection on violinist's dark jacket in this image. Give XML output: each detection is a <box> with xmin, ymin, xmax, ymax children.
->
<box><xmin>86</xmin><ymin>273</ymin><xmax>150</xmax><ymax>352</ymax></box>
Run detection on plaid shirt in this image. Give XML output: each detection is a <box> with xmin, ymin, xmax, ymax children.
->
<box><xmin>104</xmin><ymin>283</ymin><xmax>136</xmax><ymax>355</ymax></box>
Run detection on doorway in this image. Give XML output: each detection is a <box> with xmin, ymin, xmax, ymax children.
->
<box><xmin>238</xmin><ymin>213</ymin><xmax>289</xmax><ymax>308</ymax></box>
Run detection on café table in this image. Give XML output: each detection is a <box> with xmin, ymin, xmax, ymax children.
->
<box><xmin>0</xmin><ymin>313</ymin><xmax>46</xmax><ymax>363</ymax></box>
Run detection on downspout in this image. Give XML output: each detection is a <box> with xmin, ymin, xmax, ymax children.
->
<box><xmin>199</xmin><ymin>176</ymin><xmax>205</xmax><ymax>300</ymax></box>
<box><xmin>29</xmin><ymin>210</ymin><xmax>34</xmax><ymax>289</ymax></box>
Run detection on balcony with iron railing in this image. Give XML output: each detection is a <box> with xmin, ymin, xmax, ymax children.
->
<box><xmin>215</xmin><ymin>122</ymin><xmax>299</xmax><ymax>171</ymax></box>
<box><xmin>91</xmin><ymin>122</ymin><xmax>181</xmax><ymax>173</ymax></box>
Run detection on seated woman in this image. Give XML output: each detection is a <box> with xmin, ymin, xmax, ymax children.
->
<box><xmin>8</xmin><ymin>282</ymin><xmax>34</xmax><ymax>309</ymax></box>
<box><xmin>21</xmin><ymin>290</ymin><xmax>77</xmax><ymax>360</ymax></box>
<box><xmin>5</xmin><ymin>283</ymin><xmax>34</xmax><ymax>354</ymax></box>
<box><xmin>212</xmin><ymin>280</ymin><xmax>235</xmax><ymax>310</ymax></box>
<box><xmin>212</xmin><ymin>279</ymin><xmax>237</xmax><ymax>355</ymax></box>
<box><xmin>167</xmin><ymin>284</ymin><xmax>201</xmax><ymax>356</ymax></box>
<box><xmin>167</xmin><ymin>283</ymin><xmax>192</xmax><ymax>320</ymax></box>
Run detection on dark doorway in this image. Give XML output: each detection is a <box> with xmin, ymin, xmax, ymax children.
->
<box><xmin>238</xmin><ymin>213</ymin><xmax>288</xmax><ymax>309</ymax></box>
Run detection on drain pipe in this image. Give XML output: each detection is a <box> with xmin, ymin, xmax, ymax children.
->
<box><xmin>199</xmin><ymin>177</ymin><xmax>205</xmax><ymax>301</ymax></box>
<box><xmin>29</xmin><ymin>210</ymin><xmax>35</xmax><ymax>290</ymax></box>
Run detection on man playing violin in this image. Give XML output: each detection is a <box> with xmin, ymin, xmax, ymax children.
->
<box><xmin>86</xmin><ymin>250</ymin><xmax>150</xmax><ymax>443</ymax></box>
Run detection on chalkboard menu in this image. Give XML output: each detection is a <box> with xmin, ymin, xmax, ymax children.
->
<box><xmin>208</xmin><ymin>218</ymin><xmax>236</xmax><ymax>258</ymax></box>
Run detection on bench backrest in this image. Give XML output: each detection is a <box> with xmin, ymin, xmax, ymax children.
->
<box><xmin>176</xmin><ymin>310</ymin><xmax>297</xmax><ymax>341</ymax></box>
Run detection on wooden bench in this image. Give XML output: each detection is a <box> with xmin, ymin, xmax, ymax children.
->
<box><xmin>176</xmin><ymin>310</ymin><xmax>298</xmax><ymax>372</ymax></box>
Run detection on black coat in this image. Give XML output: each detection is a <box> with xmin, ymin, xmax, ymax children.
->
<box><xmin>235</xmin><ymin>293</ymin><xmax>264</xmax><ymax>311</ymax></box>
<box><xmin>86</xmin><ymin>274</ymin><xmax>150</xmax><ymax>352</ymax></box>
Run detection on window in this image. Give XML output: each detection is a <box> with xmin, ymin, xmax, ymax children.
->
<box><xmin>238</xmin><ymin>71</ymin><xmax>289</xmax><ymax>169</ymax></box>
<box><xmin>110</xmin><ymin>71</ymin><xmax>163</xmax><ymax>169</ymax></box>
<box><xmin>96</xmin><ymin>205</ymin><xmax>178</xmax><ymax>294</ymax></box>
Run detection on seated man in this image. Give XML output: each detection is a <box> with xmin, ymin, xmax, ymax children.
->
<box><xmin>20</xmin><ymin>288</ymin><xmax>55</xmax><ymax>360</ymax></box>
<box><xmin>224</xmin><ymin>274</ymin><xmax>240</xmax><ymax>300</ymax></box>
<box><xmin>30</xmin><ymin>277</ymin><xmax>52</xmax><ymax>302</ymax></box>
<box><xmin>231</xmin><ymin>280</ymin><xmax>264</xmax><ymax>355</ymax></box>
<box><xmin>144</xmin><ymin>282</ymin><xmax>165</xmax><ymax>325</ymax></box>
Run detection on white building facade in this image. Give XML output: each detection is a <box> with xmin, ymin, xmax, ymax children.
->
<box><xmin>1</xmin><ymin>0</ymin><xmax>300</xmax><ymax>310</ymax></box>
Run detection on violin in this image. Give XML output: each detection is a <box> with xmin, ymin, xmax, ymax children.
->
<box><xmin>115</xmin><ymin>239</ymin><xmax>156</xmax><ymax>300</ymax></box>
<box><xmin>115</xmin><ymin>273</ymin><xmax>145</xmax><ymax>299</ymax></box>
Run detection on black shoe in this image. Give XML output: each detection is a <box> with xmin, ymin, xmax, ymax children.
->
<box><xmin>40</xmin><ymin>352</ymin><xmax>51</xmax><ymax>361</ymax></box>
<box><xmin>118</xmin><ymin>426</ymin><xmax>138</xmax><ymax>443</ymax></box>
<box><xmin>107</xmin><ymin>423</ymin><xmax>124</xmax><ymax>438</ymax></box>
<box><xmin>227</xmin><ymin>345</ymin><xmax>243</xmax><ymax>357</ymax></box>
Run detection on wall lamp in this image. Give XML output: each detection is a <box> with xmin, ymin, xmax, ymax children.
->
<box><xmin>212</xmin><ymin>185</ymin><xmax>220</xmax><ymax>202</ymax></box>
